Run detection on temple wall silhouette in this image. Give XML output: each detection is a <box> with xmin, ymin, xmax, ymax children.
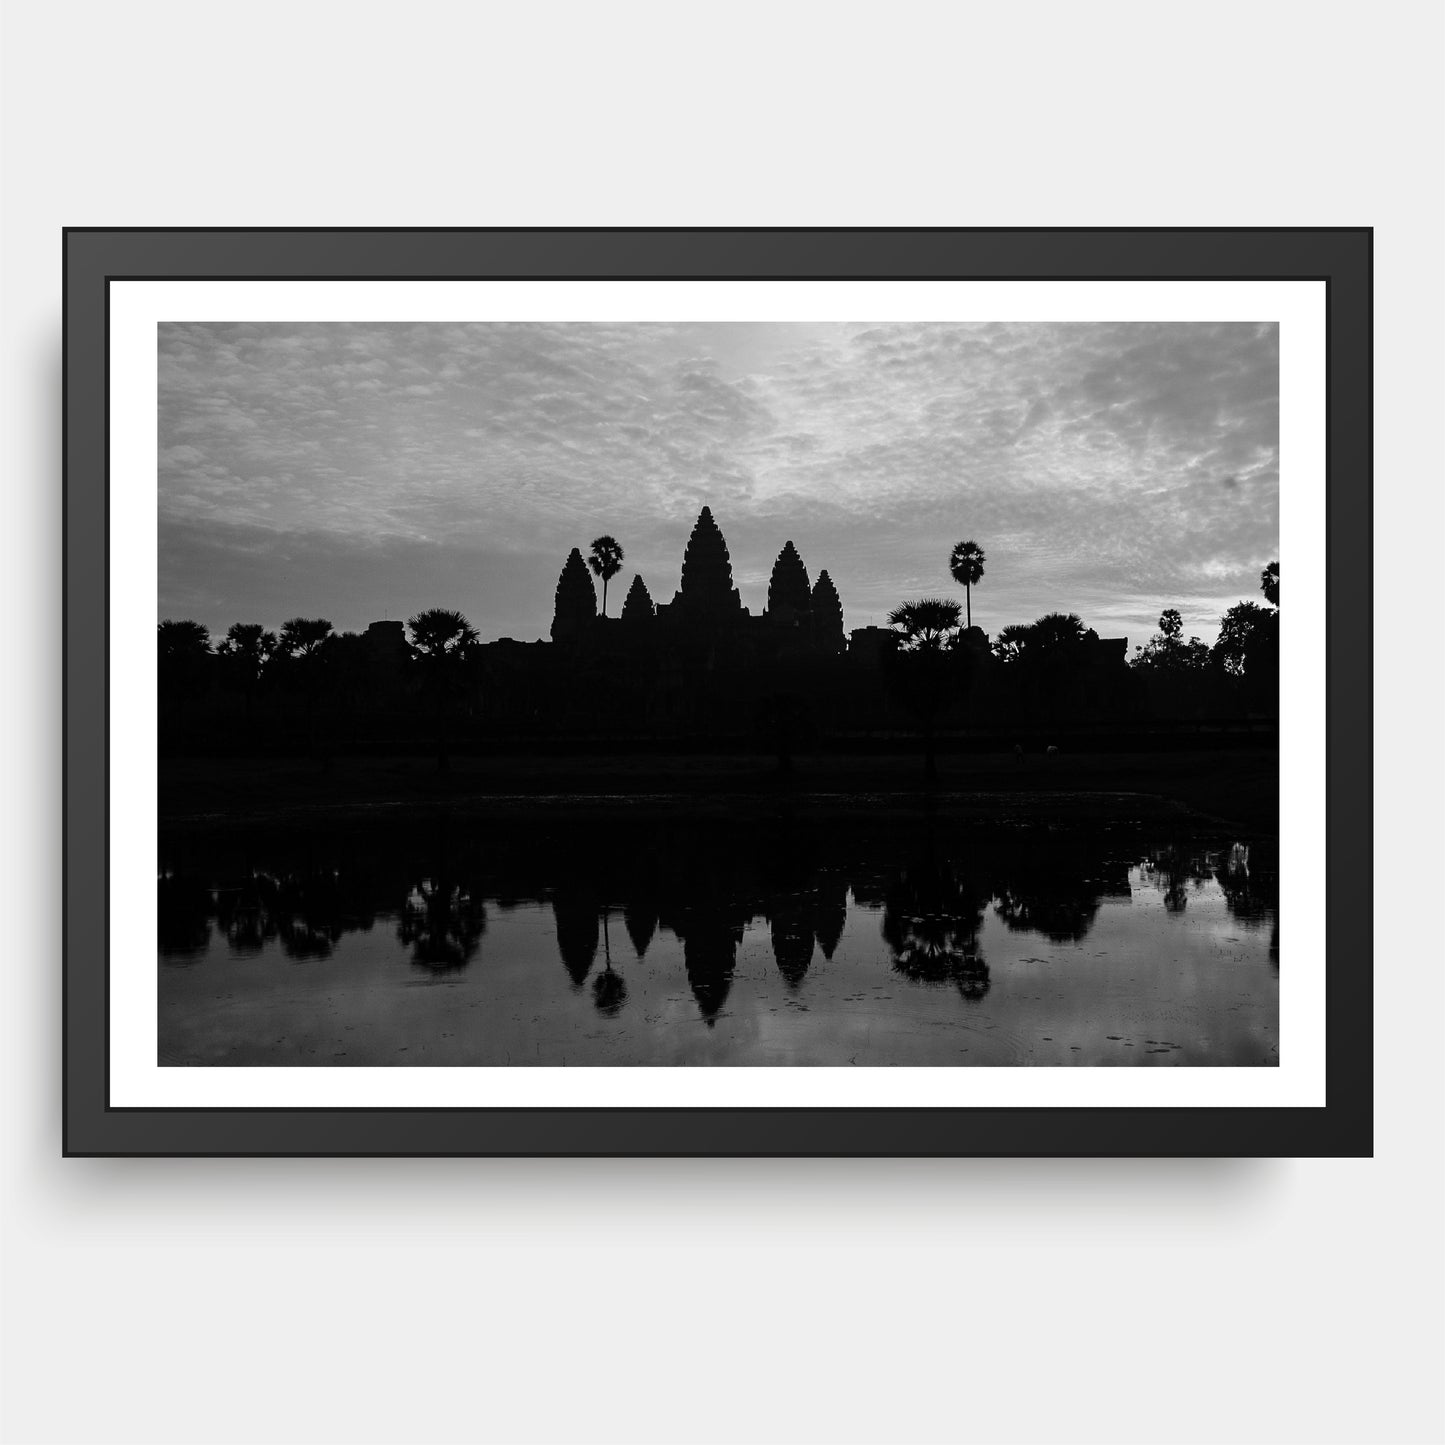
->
<box><xmin>159</xmin><ymin>505</ymin><xmax>1277</xmax><ymax>756</ymax></box>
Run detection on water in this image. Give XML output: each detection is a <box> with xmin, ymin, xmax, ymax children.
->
<box><xmin>158</xmin><ymin>807</ymin><xmax>1278</xmax><ymax>1067</ymax></box>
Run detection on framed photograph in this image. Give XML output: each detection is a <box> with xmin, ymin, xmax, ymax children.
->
<box><xmin>63</xmin><ymin>227</ymin><xmax>1371</xmax><ymax>1156</ymax></box>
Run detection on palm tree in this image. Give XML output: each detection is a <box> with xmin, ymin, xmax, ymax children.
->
<box><xmin>887</xmin><ymin>597</ymin><xmax>962</xmax><ymax>651</ymax></box>
<box><xmin>1028</xmin><ymin>611</ymin><xmax>1087</xmax><ymax>654</ymax></box>
<box><xmin>158</xmin><ymin>618</ymin><xmax>210</xmax><ymax>658</ymax></box>
<box><xmin>157</xmin><ymin>619</ymin><xmax>212</xmax><ymax>715</ymax></box>
<box><xmin>277</xmin><ymin>618</ymin><xmax>333</xmax><ymax>757</ymax></box>
<box><xmin>216</xmin><ymin>622</ymin><xmax>276</xmax><ymax>716</ymax></box>
<box><xmin>588</xmin><ymin>535</ymin><xmax>625</xmax><ymax>616</ymax></box>
<box><xmin>948</xmin><ymin>539</ymin><xmax>986</xmax><ymax>630</ymax></box>
<box><xmin>885</xmin><ymin>598</ymin><xmax>964</xmax><ymax>782</ymax></box>
<box><xmin>990</xmin><ymin>623</ymin><xmax>1032</xmax><ymax>664</ymax></box>
<box><xmin>407</xmin><ymin>607</ymin><xmax>478</xmax><ymax>772</ymax></box>
<box><xmin>278</xmin><ymin>616</ymin><xmax>333</xmax><ymax>659</ymax></box>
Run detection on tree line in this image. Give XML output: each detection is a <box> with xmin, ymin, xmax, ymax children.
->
<box><xmin>158</xmin><ymin>530</ymin><xmax>1279</xmax><ymax>769</ymax></box>
<box><xmin>875</xmin><ymin>538</ymin><xmax>1279</xmax><ymax>777</ymax></box>
<box><xmin>891</xmin><ymin>534</ymin><xmax>1279</xmax><ymax>678</ymax></box>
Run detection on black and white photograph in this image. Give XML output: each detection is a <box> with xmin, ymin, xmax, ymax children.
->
<box><xmin>156</xmin><ymin>316</ymin><xmax>1280</xmax><ymax>1070</ymax></box>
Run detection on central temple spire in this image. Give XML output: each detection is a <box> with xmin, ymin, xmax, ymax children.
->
<box><xmin>674</xmin><ymin>506</ymin><xmax>742</xmax><ymax>614</ymax></box>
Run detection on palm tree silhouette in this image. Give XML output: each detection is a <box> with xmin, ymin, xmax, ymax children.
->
<box><xmin>216</xmin><ymin>622</ymin><xmax>276</xmax><ymax>717</ymax></box>
<box><xmin>1028</xmin><ymin>611</ymin><xmax>1087</xmax><ymax>654</ymax></box>
<box><xmin>591</xmin><ymin>909</ymin><xmax>628</xmax><ymax>1016</ymax></box>
<box><xmin>157</xmin><ymin>619</ymin><xmax>212</xmax><ymax>709</ymax></box>
<box><xmin>990</xmin><ymin>623</ymin><xmax>1032</xmax><ymax>664</ymax></box>
<box><xmin>158</xmin><ymin>618</ymin><xmax>210</xmax><ymax>657</ymax></box>
<box><xmin>948</xmin><ymin>540</ymin><xmax>986</xmax><ymax>630</ymax></box>
<box><xmin>887</xmin><ymin>598</ymin><xmax>962</xmax><ymax>651</ymax></box>
<box><xmin>407</xmin><ymin>607</ymin><xmax>478</xmax><ymax>772</ymax></box>
<box><xmin>885</xmin><ymin>598</ymin><xmax>963</xmax><ymax>782</ymax></box>
<box><xmin>278</xmin><ymin>616</ymin><xmax>333</xmax><ymax>659</ymax></box>
<box><xmin>398</xmin><ymin>874</ymin><xmax>487</xmax><ymax>972</ymax></box>
<box><xmin>588</xmin><ymin>535</ymin><xmax>625</xmax><ymax>616</ymax></box>
<box><xmin>277</xmin><ymin>617</ymin><xmax>333</xmax><ymax>758</ymax></box>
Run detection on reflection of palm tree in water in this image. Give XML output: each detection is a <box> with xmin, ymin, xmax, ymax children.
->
<box><xmin>157</xmin><ymin>872</ymin><xmax>214</xmax><ymax>961</ymax></box>
<box><xmin>273</xmin><ymin>866</ymin><xmax>353</xmax><ymax>959</ymax></box>
<box><xmin>591</xmin><ymin>909</ymin><xmax>628</xmax><ymax>1016</ymax></box>
<box><xmin>881</xmin><ymin>857</ymin><xmax>992</xmax><ymax>1003</ymax></box>
<box><xmin>397</xmin><ymin>873</ymin><xmax>487</xmax><ymax>973</ymax></box>
<box><xmin>994</xmin><ymin>853</ymin><xmax>1115</xmax><ymax>943</ymax></box>
<box><xmin>1212</xmin><ymin>841</ymin><xmax>1279</xmax><ymax>967</ymax></box>
<box><xmin>994</xmin><ymin>886</ymin><xmax>1102</xmax><ymax>941</ymax></box>
<box><xmin>162</xmin><ymin>848</ymin><xmax>404</xmax><ymax>963</ymax></box>
<box><xmin>214</xmin><ymin>873</ymin><xmax>275</xmax><ymax>955</ymax></box>
<box><xmin>1213</xmin><ymin>843</ymin><xmax>1277</xmax><ymax>924</ymax></box>
<box><xmin>1140</xmin><ymin>845</ymin><xmax>1208</xmax><ymax>915</ymax></box>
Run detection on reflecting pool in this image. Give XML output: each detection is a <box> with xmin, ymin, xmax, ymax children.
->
<box><xmin>158</xmin><ymin>809</ymin><xmax>1278</xmax><ymax>1066</ymax></box>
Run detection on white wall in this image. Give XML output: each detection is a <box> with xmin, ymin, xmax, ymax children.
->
<box><xmin>3</xmin><ymin>4</ymin><xmax>1440</xmax><ymax>1442</ymax></box>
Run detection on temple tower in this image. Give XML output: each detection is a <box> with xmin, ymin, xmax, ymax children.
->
<box><xmin>810</xmin><ymin>570</ymin><xmax>846</xmax><ymax>654</ymax></box>
<box><xmin>672</xmin><ymin>506</ymin><xmax>743</xmax><ymax>616</ymax></box>
<box><xmin>766</xmin><ymin>540</ymin><xmax>812</xmax><ymax>622</ymax></box>
<box><xmin>551</xmin><ymin>547</ymin><xmax>597</xmax><ymax>641</ymax></box>
<box><xmin>620</xmin><ymin>573</ymin><xmax>655</xmax><ymax>623</ymax></box>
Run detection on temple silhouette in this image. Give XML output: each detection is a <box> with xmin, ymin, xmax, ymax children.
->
<box><xmin>158</xmin><ymin>503</ymin><xmax>1281</xmax><ymax>758</ymax></box>
<box><xmin>550</xmin><ymin>506</ymin><xmax>850</xmax><ymax>662</ymax></box>
<box><xmin>469</xmin><ymin>504</ymin><xmax>1135</xmax><ymax>744</ymax></box>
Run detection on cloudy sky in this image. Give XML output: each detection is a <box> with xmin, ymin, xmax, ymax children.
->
<box><xmin>159</xmin><ymin>320</ymin><xmax>1278</xmax><ymax>647</ymax></box>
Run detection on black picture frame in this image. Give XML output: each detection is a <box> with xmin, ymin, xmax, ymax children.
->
<box><xmin>63</xmin><ymin>227</ymin><xmax>1372</xmax><ymax>1157</ymax></box>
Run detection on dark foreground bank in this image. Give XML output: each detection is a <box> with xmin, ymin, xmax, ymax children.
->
<box><xmin>160</xmin><ymin>749</ymin><xmax>1278</xmax><ymax>833</ymax></box>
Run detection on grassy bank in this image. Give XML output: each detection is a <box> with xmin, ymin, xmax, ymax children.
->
<box><xmin>159</xmin><ymin>748</ymin><xmax>1278</xmax><ymax>834</ymax></box>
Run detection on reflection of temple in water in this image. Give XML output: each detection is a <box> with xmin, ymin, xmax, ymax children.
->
<box><xmin>673</xmin><ymin>912</ymin><xmax>744</xmax><ymax>1026</ymax></box>
<box><xmin>158</xmin><ymin>817</ymin><xmax>1279</xmax><ymax>1026</ymax></box>
<box><xmin>552</xmin><ymin>890</ymin><xmax>600</xmax><ymax>987</ymax></box>
<box><xmin>624</xmin><ymin>900</ymin><xmax>657</xmax><ymax>958</ymax></box>
<box><xmin>813</xmin><ymin>879</ymin><xmax>848</xmax><ymax>960</ymax></box>
<box><xmin>769</xmin><ymin>899</ymin><xmax>816</xmax><ymax>989</ymax></box>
